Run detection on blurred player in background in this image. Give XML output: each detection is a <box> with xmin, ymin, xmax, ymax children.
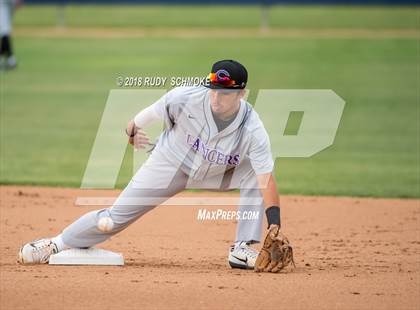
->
<box><xmin>0</xmin><ymin>0</ymin><xmax>21</xmax><ymax>70</ymax></box>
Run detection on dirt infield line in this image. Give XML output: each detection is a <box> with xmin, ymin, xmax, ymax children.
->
<box><xmin>1</xmin><ymin>185</ymin><xmax>419</xmax><ymax>310</ymax></box>
<box><xmin>14</xmin><ymin>26</ymin><xmax>420</xmax><ymax>39</ymax></box>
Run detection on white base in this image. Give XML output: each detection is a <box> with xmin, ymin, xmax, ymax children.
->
<box><xmin>49</xmin><ymin>248</ymin><xmax>124</xmax><ymax>266</ymax></box>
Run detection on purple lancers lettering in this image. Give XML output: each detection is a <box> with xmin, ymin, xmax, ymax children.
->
<box><xmin>186</xmin><ymin>134</ymin><xmax>240</xmax><ymax>166</ymax></box>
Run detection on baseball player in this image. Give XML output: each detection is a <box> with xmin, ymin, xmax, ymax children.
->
<box><xmin>18</xmin><ymin>60</ymin><xmax>294</xmax><ymax>271</ymax></box>
<box><xmin>0</xmin><ymin>0</ymin><xmax>21</xmax><ymax>70</ymax></box>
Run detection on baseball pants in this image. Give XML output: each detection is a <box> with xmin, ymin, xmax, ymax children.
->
<box><xmin>0</xmin><ymin>1</ymin><xmax>13</xmax><ymax>36</ymax></box>
<box><xmin>61</xmin><ymin>150</ymin><xmax>265</xmax><ymax>248</ymax></box>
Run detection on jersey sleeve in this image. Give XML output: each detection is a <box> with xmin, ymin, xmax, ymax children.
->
<box><xmin>248</xmin><ymin>126</ymin><xmax>274</xmax><ymax>175</ymax></box>
<box><xmin>134</xmin><ymin>87</ymin><xmax>182</xmax><ymax>129</ymax></box>
<box><xmin>133</xmin><ymin>99</ymin><xmax>165</xmax><ymax>128</ymax></box>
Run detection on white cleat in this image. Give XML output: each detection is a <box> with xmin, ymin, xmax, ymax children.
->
<box><xmin>228</xmin><ymin>242</ymin><xmax>258</xmax><ymax>270</ymax></box>
<box><xmin>5</xmin><ymin>56</ymin><xmax>17</xmax><ymax>70</ymax></box>
<box><xmin>18</xmin><ymin>239</ymin><xmax>58</xmax><ymax>264</ymax></box>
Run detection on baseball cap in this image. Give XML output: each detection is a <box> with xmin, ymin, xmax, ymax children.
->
<box><xmin>206</xmin><ymin>59</ymin><xmax>248</xmax><ymax>89</ymax></box>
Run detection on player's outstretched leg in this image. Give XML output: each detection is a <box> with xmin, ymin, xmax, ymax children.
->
<box><xmin>17</xmin><ymin>180</ymin><xmax>161</xmax><ymax>265</ymax></box>
<box><xmin>18</xmin><ymin>151</ymin><xmax>188</xmax><ymax>264</ymax></box>
<box><xmin>18</xmin><ymin>239</ymin><xmax>59</xmax><ymax>264</ymax></box>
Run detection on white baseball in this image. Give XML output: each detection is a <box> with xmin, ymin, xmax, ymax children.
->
<box><xmin>97</xmin><ymin>217</ymin><xmax>114</xmax><ymax>232</ymax></box>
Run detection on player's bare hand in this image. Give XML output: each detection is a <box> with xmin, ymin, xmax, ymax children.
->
<box><xmin>126</xmin><ymin>120</ymin><xmax>150</xmax><ymax>150</ymax></box>
<box><xmin>133</xmin><ymin>128</ymin><xmax>150</xmax><ymax>150</ymax></box>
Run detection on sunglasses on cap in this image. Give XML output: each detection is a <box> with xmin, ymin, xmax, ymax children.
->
<box><xmin>208</xmin><ymin>72</ymin><xmax>239</xmax><ymax>88</ymax></box>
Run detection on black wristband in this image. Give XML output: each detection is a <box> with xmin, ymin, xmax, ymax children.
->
<box><xmin>125</xmin><ymin>128</ymin><xmax>136</xmax><ymax>138</ymax></box>
<box><xmin>265</xmin><ymin>206</ymin><xmax>281</xmax><ymax>229</ymax></box>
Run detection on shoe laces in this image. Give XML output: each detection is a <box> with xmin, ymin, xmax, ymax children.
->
<box><xmin>30</xmin><ymin>240</ymin><xmax>57</xmax><ymax>263</ymax></box>
<box><xmin>237</xmin><ymin>243</ymin><xmax>258</xmax><ymax>259</ymax></box>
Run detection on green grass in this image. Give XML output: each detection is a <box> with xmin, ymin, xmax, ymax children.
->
<box><xmin>1</xmin><ymin>5</ymin><xmax>419</xmax><ymax>198</ymax></box>
<box><xmin>14</xmin><ymin>5</ymin><xmax>420</xmax><ymax>29</ymax></box>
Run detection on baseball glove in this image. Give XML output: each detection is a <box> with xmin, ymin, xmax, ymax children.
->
<box><xmin>254</xmin><ymin>225</ymin><xmax>295</xmax><ymax>273</ymax></box>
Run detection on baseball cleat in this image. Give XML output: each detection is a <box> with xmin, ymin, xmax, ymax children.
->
<box><xmin>5</xmin><ymin>56</ymin><xmax>17</xmax><ymax>70</ymax></box>
<box><xmin>228</xmin><ymin>242</ymin><xmax>258</xmax><ymax>270</ymax></box>
<box><xmin>18</xmin><ymin>238</ymin><xmax>58</xmax><ymax>264</ymax></box>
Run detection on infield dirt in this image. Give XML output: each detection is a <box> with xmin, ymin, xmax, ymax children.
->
<box><xmin>1</xmin><ymin>186</ymin><xmax>419</xmax><ymax>310</ymax></box>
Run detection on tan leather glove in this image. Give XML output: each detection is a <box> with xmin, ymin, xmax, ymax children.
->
<box><xmin>254</xmin><ymin>225</ymin><xmax>295</xmax><ymax>273</ymax></box>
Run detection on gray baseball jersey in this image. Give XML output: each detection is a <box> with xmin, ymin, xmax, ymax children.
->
<box><xmin>142</xmin><ymin>86</ymin><xmax>274</xmax><ymax>181</ymax></box>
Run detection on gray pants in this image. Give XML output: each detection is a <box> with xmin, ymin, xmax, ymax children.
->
<box><xmin>0</xmin><ymin>0</ymin><xmax>15</xmax><ymax>36</ymax></box>
<box><xmin>62</xmin><ymin>150</ymin><xmax>265</xmax><ymax>248</ymax></box>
